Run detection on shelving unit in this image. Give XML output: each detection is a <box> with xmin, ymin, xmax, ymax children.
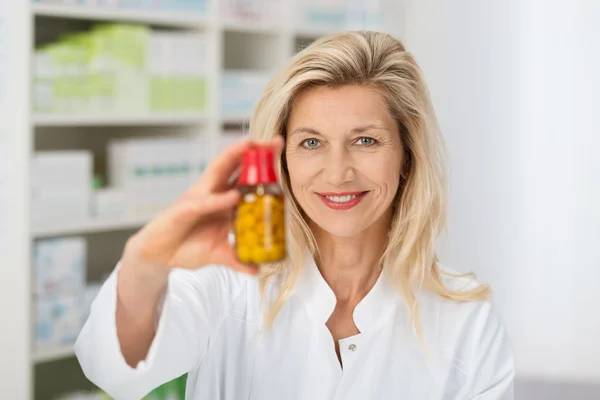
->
<box><xmin>221</xmin><ymin>113</ymin><xmax>251</xmax><ymax>125</ymax></box>
<box><xmin>33</xmin><ymin>113</ymin><xmax>209</xmax><ymax>128</ymax></box>
<box><xmin>32</xmin><ymin>213</ymin><xmax>155</xmax><ymax>238</ymax></box>
<box><xmin>32</xmin><ymin>3</ymin><xmax>211</xmax><ymax>29</ymax></box>
<box><xmin>32</xmin><ymin>347</ymin><xmax>75</xmax><ymax>364</ymax></box>
<box><xmin>220</xmin><ymin>19</ymin><xmax>281</xmax><ymax>35</ymax></box>
<box><xmin>1</xmin><ymin>1</ymin><xmax>404</xmax><ymax>398</ymax></box>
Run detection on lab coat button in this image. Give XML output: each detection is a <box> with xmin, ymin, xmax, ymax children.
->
<box><xmin>348</xmin><ymin>344</ymin><xmax>357</xmax><ymax>352</ymax></box>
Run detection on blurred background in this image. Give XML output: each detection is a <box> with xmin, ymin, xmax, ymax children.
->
<box><xmin>0</xmin><ymin>0</ymin><xmax>598</xmax><ymax>399</ymax></box>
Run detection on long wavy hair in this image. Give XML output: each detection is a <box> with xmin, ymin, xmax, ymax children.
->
<box><xmin>247</xmin><ymin>31</ymin><xmax>490</xmax><ymax>342</ymax></box>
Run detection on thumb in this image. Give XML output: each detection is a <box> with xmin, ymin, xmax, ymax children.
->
<box><xmin>197</xmin><ymin>189</ymin><xmax>241</xmax><ymax>215</ymax></box>
<box><xmin>142</xmin><ymin>189</ymin><xmax>240</xmax><ymax>243</ymax></box>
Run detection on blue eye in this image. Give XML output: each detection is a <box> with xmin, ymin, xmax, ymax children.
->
<box><xmin>301</xmin><ymin>138</ymin><xmax>320</xmax><ymax>149</ymax></box>
<box><xmin>357</xmin><ymin>137</ymin><xmax>376</xmax><ymax>146</ymax></box>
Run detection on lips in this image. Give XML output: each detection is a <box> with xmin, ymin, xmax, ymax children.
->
<box><xmin>317</xmin><ymin>191</ymin><xmax>368</xmax><ymax>211</ymax></box>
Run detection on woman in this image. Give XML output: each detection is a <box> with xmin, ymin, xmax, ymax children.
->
<box><xmin>75</xmin><ymin>31</ymin><xmax>514</xmax><ymax>399</ymax></box>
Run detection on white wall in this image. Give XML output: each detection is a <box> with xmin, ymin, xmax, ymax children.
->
<box><xmin>403</xmin><ymin>0</ymin><xmax>600</xmax><ymax>383</ymax></box>
<box><xmin>518</xmin><ymin>0</ymin><xmax>600</xmax><ymax>382</ymax></box>
<box><xmin>0</xmin><ymin>1</ymin><xmax>32</xmax><ymax>398</ymax></box>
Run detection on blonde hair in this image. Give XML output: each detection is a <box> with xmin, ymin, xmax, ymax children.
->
<box><xmin>248</xmin><ymin>31</ymin><xmax>490</xmax><ymax>341</ymax></box>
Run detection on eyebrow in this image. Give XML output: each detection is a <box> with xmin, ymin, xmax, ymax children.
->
<box><xmin>289</xmin><ymin>124</ymin><xmax>389</xmax><ymax>136</ymax></box>
<box><xmin>289</xmin><ymin>127</ymin><xmax>321</xmax><ymax>136</ymax></box>
<box><xmin>350</xmin><ymin>124</ymin><xmax>389</xmax><ymax>134</ymax></box>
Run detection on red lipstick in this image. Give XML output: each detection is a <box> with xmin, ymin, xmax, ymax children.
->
<box><xmin>317</xmin><ymin>191</ymin><xmax>368</xmax><ymax>211</ymax></box>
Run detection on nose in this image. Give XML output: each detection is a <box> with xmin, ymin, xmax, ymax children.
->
<box><xmin>322</xmin><ymin>147</ymin><xmax>355</xmax><ymax>186</ymax></box>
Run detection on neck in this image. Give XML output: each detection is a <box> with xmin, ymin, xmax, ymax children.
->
<box><xmin>309</xmin><ymin>212</ymin><xmax>391</xmax><ymax>305</ymax></box>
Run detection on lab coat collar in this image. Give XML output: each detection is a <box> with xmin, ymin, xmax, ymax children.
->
<box><xmin>296</xmin><ymin>252</ymin><xmax>401</xmax><ymax>333</ymax></box>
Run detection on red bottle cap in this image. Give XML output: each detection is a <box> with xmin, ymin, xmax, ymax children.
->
<box><xmin>237</xmin><ymin>145</ymin><xmax>278</xmax><ymax>186</ymax></box>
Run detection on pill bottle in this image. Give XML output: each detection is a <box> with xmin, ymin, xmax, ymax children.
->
<box><xmin>234</xmin><ymin>145</ymin><xmax>286</xmax><ymax>264</ymax></box>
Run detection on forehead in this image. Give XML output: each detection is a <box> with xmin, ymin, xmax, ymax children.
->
<box><xmin>287</xmin><ymin>85</ymin><xmax>395</xmax><ymax>132</ymax></box>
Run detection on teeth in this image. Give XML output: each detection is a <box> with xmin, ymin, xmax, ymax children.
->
<box><xmin>325</xmin><ymin>194</ymin><xmax>359</xmax><ymax>203</ymax></box>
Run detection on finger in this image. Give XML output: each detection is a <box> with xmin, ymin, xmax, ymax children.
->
<box><xmin>202</xmin><ymin>138</ymin><xmax>253</xmax><ymax>191</ymax></box>
<box><xmin>252</xmin><ymin>135</ymin><xmax>284</xmax><ymax>156</ymax></box>
<box><xmin>271</xmin><ymin>135</ymin><xmax>285</xmax><ymax>157</ymax></box>
<box><xmin>170</xmin><ymin>189</ymin><xmax>240</xmax><ymax>231</ymax></box>
<box><xmin>142</xmin><ymin>189</ymin><xmax>240</xmax><ymax>248</ymax></box>
<box><xmin>194</xmin><ymin>189</ymin><xmax>241</xmax><ymax>216</ymax></box>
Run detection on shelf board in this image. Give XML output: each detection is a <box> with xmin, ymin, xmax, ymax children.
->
<box><xmin>32</xmin><ymin>346</ymin><xmax>75</xmax><ymax>363</ymax></box>
<box><xmin>32</xmin><ymin>3</ymin><xmax>210</xmax><ymax>29</ymax></box>
<box><xmin>33</xmin><ymin>113</ymin><xmax>208</xmax><ymax>128</ymax></box>
<box><xmin>221</xmin><ymin>19</ymin><xmax>281</xmax><ymax>34</ymax></box>
<box><xmin>221</xmin><ymin>113</ymin><xmax>250</xmax><ymax>125</ymax></box>
<box><xmin>33</xmin><ymin>214</ymin><xmax>154</xmax><ymax>237</ymax></box>
<box><xmin>294</xmin><ymin>26</ymin><xmax>340</xmax><ymax>38</ymax></box>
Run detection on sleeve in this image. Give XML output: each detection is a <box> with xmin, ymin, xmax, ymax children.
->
<box><xmin>464</xmin><ymin>302</ymin><xmax>516</xmax><ymax>400</ymax></box>
<box><xmin>74</xmin><ymin>264</ymin><xmax>247</xmax><ymax>400</ymax></box>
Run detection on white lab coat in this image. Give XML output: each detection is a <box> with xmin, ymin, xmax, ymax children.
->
<box><xmin>75</xmin><ymin>255</ymin><xmax>515</xmax><ymax>400</ymax></box>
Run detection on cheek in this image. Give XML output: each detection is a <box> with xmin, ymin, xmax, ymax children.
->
<box><xmin>363</xmin><ymin>156</ymin><xmax>402</xmax><ymax>203</ymax></box>
<box><xmin>285</xmin><ymin>153</ymin><xmax>313</xmax><ymax>194</ymax></box>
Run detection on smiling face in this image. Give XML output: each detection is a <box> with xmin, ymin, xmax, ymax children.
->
<box><xmin>285</xmin><ymin>85</ymin><xmax>404</xmax><ymax>238</ymax></box>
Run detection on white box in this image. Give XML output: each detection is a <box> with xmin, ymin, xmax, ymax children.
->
<box><xmin>32</xmin><ymin>151</ymin><xmax>93</xmax><ymax>191</ymax></box>
<box><xmin>32</xmin><ymin>151</ymin><xmax>93</xmax><ymax>222</ymax></box>
<box><xmin>35</xmin><ymin>292</ymin><xmax>82</xmax><ymax>351</ymax></box>
<box><xmin>80</xmin><ymin>283</ymin><xmax>102</xmax><ymax>327</ymax></box>
<box><xmin>34</xmin><ymin>282</ymin><xmax>101</xmax><ymax>353</ymax></box>
<box><xmin>108</xmin><ymin>136</ymin><xmax>210</xmax><ymax>215</ymax></box>
<box><xmin>34</xmin><ymin>237</ymin><xmax>87</xmax><ymax>296</ymax></box>
<box><xmin>221</xmin><ymin>70</ymin><xmax>270</xmax><ymax>118</ymax></box>
<box><xmin>32</xmin><ymin>190</ymin><xmax>91</xmax><ymax>224</ymax></box>
<box><xmin>92</xmin><ymin>188</ymin><xmax>126</xmax><ymax>218</ymax></box>
<box><xmin>34</xmin><ymin>280</ymin><xmax>102</xmax><ymax>352</ymax></box>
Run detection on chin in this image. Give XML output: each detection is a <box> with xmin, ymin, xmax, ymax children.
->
<box><xmin>310</xmin><ymin>216</ymin><xmax>369</xmax><ymax>238</ymax></box>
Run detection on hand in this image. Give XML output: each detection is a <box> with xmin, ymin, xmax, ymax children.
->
<box><xmin>123</xmin><ymin>136</ymin><xmax>285</xmax><ymax>276</ymax></box>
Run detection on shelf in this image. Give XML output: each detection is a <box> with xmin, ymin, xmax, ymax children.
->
<box><xmin>294</xmin><ymin>26</ymin><xmax>340</xmax><ymax>38</ymax></box>
<box><xmin>221</xmin><ymin>19</ymin><xmax>281</xmax><ymax>35</ymax></box>
<box><xmin>221</xmin><ymin>113</ymin><xmax>251</xmax><ymax>125</ymax></box>
<box><xmin>33</xmin><ymin>113</ymin><xmax>209</xmax><ymax>128</ymax></box>
<box><xmin>32</xmin><ymin>3</ymin><xmax>210</xmax><ymax>29</ymax></box>
<box><xmin>32</xmin><ymin>346</ymin><xmax>75</xmax><ymax>363</ymax></box>
<box><xmin>33</xmin><ymin>214</ymin><xmax>154</xmax><ymax>237</ymax></box>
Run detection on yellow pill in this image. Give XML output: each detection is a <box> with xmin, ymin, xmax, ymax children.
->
<box><xmin>272</xmin><ymin>196</ymin><xmax>283</xmax><ymax>207</ymax></box>
<box><xmin>275</xmin><ymin>248</ymin><xmax>287</xmax><ymax>260</ymax></box>
<box><xmin>260</xmin><ymin>253</ymin><xmax>275</xmax><ymax>263</ymax></box>
<box><xmin>240</xmin><ymin>214</ymin><xmax>255</xmax><ymax>229</ymax></box>
<box><xmin>238</xmin><ymin>205</ymin><xmax>254</xmax><ymax>218</ymax></box>
<box><xmin>237</xmin><ymin>246</ymin><xmax>252</xmax><ymax>263</ymax></box>
<box><xmin>234</xmin><ymin>190</ymin><xmax>286</xmax><ymax>264</ymax></box>
<box><xmin>242</xmin><ymin>232</ymin><xmax>259</xmax><ymax>245</ymax></box>
<box><xmin>252</xmin><ymin>209</ymin><xmax>264</xmax><ymax>221</ymax></box>
<box><xmin>250</xmin><ymin>248</ymin><xmax>268</xmax><ymax>263</ymax></box>
<box><xmin>269</xmin><ymin>246</ymin><xmax>286</xmax><ymax>262</ymax></box>
<box><xmin>234</xmin><ymin>218</ymin><xmax>246</xmax><ymax>233</ymax></box>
